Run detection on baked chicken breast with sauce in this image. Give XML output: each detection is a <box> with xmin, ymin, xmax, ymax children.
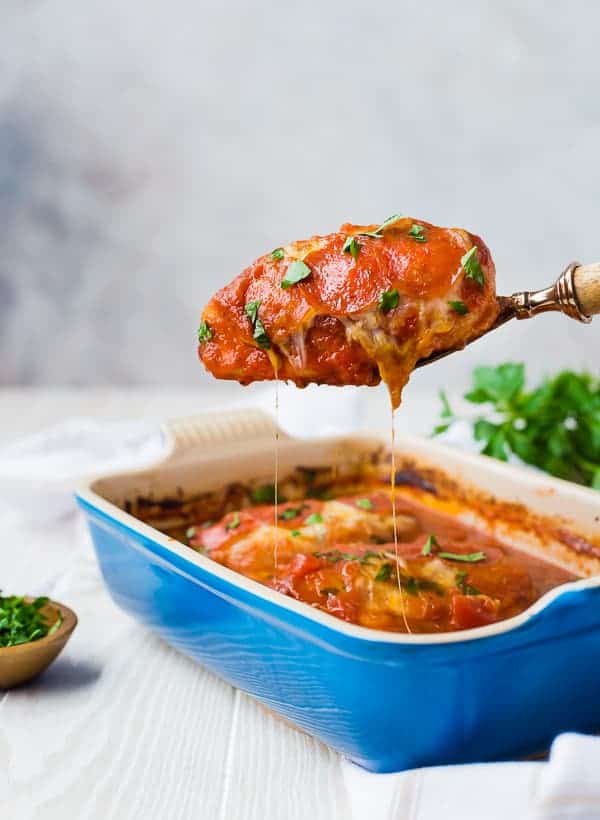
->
<box><xmin>198</xmin><ymin>216</ymin><xmax>498</xmax><ymax>406</ymax></box>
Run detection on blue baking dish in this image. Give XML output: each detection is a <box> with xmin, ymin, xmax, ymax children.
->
<box><xmin>76</xmin><ymin>409</ymin><xmax>600</xmax><ymax>773</ymax></box>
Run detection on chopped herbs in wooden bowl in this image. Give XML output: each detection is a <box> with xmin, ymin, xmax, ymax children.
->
<box><xmin>0</xmin><ymin>595</ymin><xmax>62</xmax><ymax>648</ymax></box>
<box><xmin>0</xmin><ymin>595</ymin><xmax>77</xmax><ymax>689</ymax></box>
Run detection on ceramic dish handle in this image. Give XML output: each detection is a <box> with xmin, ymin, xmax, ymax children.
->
<box><xmin>161</xmin><ymin>408</ymin><xmax>286</xmax><ymax>459</ymax></box>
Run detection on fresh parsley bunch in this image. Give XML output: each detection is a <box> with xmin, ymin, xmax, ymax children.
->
<box><xmin>434</xmin><ymin>364</ymin><xmax>600</xmax><ymax>490</ymax></box>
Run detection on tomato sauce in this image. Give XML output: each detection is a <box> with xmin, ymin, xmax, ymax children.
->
<box><xmin>187</xmin><ymin>488</ymin><xmax>577</xmax><ymax>634</ymax></box>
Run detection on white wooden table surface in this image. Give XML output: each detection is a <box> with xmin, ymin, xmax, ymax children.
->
<box><xmin>0</xmin><ymin>388</ymin><xmax>440</xmax><ymax>820</ymax></box>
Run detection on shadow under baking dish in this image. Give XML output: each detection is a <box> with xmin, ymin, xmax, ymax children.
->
<box><xmin>76</xmin><ymin>410</ymin><xmax>600</xmax><ymax>773</ymax></box>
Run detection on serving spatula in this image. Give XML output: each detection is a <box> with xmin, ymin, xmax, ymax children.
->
<box><xmin>417</xmin><ymin>262</ymin><xmax>600</xmax><ymax>368</ymax></box>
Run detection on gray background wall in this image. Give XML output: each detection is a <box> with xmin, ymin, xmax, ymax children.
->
<box><xmin>1</xmin><ymin>0</ymin><xmax>598</xmax><ymax>391</ymax></box>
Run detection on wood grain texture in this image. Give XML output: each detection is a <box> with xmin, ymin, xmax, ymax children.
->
<box><xmin>574</xmin><ymin>263</ymin><xmax>600</xmax><ymax>317</ymax></box>
<box><xmin>220</xmin><ymin>693</ymin><xmax>352</xmax><ymax>820</ymax></box>
<box><xmin>0</xmin><ymin>391</ymin><xmax>352</xmax><ymax>820</ymax></box>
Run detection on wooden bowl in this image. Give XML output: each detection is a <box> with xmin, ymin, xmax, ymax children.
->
<box><xmin>0</xmin><ymin>599</ymin><xmax>78</xmax><ymax>689</ymax></box>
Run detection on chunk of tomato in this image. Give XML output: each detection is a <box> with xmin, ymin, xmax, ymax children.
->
<box><xmin>450</xmin><ymin>594</ymin><xmax>500</xmax><ymax>630</ymax></box>
<box><xmin>288</xmin><ymin>553</ymin><xmax>323</xmax><ymax>578</ymax></box>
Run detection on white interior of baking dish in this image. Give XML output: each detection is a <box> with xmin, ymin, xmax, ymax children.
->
<box><xmin>77</xmin><ymin>409</ymin><xmax>600</xmax><ymax>645</ymax></box>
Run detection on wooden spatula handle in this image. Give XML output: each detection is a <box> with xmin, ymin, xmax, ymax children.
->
<box><xmin>574</xmin><ymin>263</ymin><xmax>600</xmax><ymax>317</ymax></box>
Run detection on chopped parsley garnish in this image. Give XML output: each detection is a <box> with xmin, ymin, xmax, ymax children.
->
<box><xmin>461</xmin><ymin>246</ymin><xmax>485</xmax><ymax>287</ymax></box>
<box><xmin>281</xmin><ymin>260</ymin><xmax>311</xmax><ymax>289</ymax></box>
<box><xmin>421</xmin><ymin>534</ymin><xmax>439</xmax><ymax>556</ymax></box>
<box><xmin>245</xmin><ymin>300</ymin><xmax>271</xmax><ymax>349</ymax></box>
<box><xmin>186</xmin><ymin>526</ymin><xmax>196</xmax><ymax>540</ymax></box>
<box><xmin>355</xmin><ymin>498</ymin><xmax>374</xmax><ymax>510</ymax></box>
<box><xmin>198</xmin><ymin>321</ymin><xmax>213</xmax><ymax>344</ymax></box>
<box><xmin>362</xmin><ymin>550</ymin><xmax>387</xmax><ymax>562</ymax></box>
<box><xmin>0</xmin><ymin>595</ymin><xmax>62</xmax><ymax>648</ymax></box>
<box><xmin>252</xmin><ymin>317</ymin><xmax>270</xmax><ymax>349</ymax></box>
<box><xmin>279</xmin><ymin>505</ymin><xmax>306</xmax><ymax>521</ymax></box>
<box><xmin>314</xmin><ymin>549</ymin><xmax>385</xmax><ymax>564</ymax></box>
<box><xmin>315</xmin><ymin>549</ymin><xmax>355</xmax><ymax>562</ymax></box>
<box><xmin>304</xmin><ymin>512</ymin><xmax>324</xmax><ymax>525</ymax></box>
<box><xmin>438</xmin><ymin>550</ymin><xmax>487</xmax><ymax>563</ymax></box>
<box><xmin>251</xmin><ymin>484</ymin><xmax>276</xmax><ymax>504</ymax></box>
<box><xmin>225</xmin><ymin>512</ymin><xmax>241</xmax><ymax>531</ymax></box>
<box><xmin>290</xmin><ymin>530</ymin><xmax>302</xmax><ymax>537</ymax></box>
<box><xmin>375</xmin><ymin>563</ymin><xmax>392</xmax><ymax>582</ymax></box>
<box><xmin>408</xmin><ymin>224</ymin><xmax>427</xmax><ymax>242</ymax></box>
<box><xmin>404</xmin><ymin>576</ymin><xmax>444</xmax><ymax>596</ymax></box>
<box><xmin>456</xmin><ymin>571</ymin><xmax>481</xmax><ymax>596</ymax></box>
<box><xmin>359</xmin><ymin>214</ymin><xmax>404</xmax><ymax>238</ymax></box>
<box><xmin>448</xmin><ymin>300</ymin><xmax>469</xmax><ymax>315</ymax></box>
<box><xmin>342</xmin><ymin>236</ymin><xmax>361</xmax><ymax>259</ymax></box>
<box><xmin>379</xmin><ymin>288</ymin><xmax>400</xmax><ymax>314</ymax></box>
<box><xmin>270</xmin><ymin>247</ymin><xmax>285</xmax><ymax>261</ymax></box>
<box><xmin>316</xmin><ymin>488</ymin><xmax>334</xmax><ymax>500</ymax></box>
<box><xmin>378</xmin><ymin>214</ymin><xmax>404</xmax><ymax>231</ymax></box>
<box><xmin>245</xmin><ymin>300</ymin><xmax>260</xmax><ymax>324</ymax></box>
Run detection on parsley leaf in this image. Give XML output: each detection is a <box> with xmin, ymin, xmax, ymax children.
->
<box><xmin>375</xmin><ymin>563</ymin><xmax>392</xmax><ymax>582</ymax></box>
<box><xmin>290</xmin><ymin>529</ymin><xmax>302</xmax><ymax>537</ymax></box>
<box><xmin>314</xmin><ymin>549</ymin><xmax>354</xmax><ymax>562</ymax></box>
<box><xmin>271</xmin><ymin>248</ymin><xmax>285</xmax><ymax>260</ymax></box>
<box><xmin>402</xmin><ymin>576</ymin><xmax>445</xmax><ymax>596</ymax></box>
<box><xmin>422</xmin><ymin>534</ymin><xmax>439</xmax><ymax>556</ymax></box>
<box><xmin>253</xmin><ymin>318</ymin><xmax>270</xmax><ymax>349</ymax></box>
<box><xmin>305</xmin><ymin>512</ymin><xmax>324</xmax><ymax>525</ymax></box>
<box><xmin>465</xmin><ymin>363</ymin><xmax>525</xmax><ymax>405</ymax></box>
<box><xmin>245</xmin><ymin>300</ymin><xmax>271</xmax><ymax>349</ymax></box>
<box><xmin>438</xmin><ymin>551</ymin><xmax>487</xmax><ymax>563</ymax></box>
<box><xmin>355</xmin><ymin>498</ymin><xmax>374</xmax><ymax>510</ymax></box>
<box><xmin>245</xmin><ymin>300</ymin><xmax>260</xmax><ymax>324</ymax></box>
<box><xmin>440</xmin><ymin>390</ymin><xmax>454</xmax><ymax>419</ymax></box>
<box><xmin>281</xmin><ymin>260</ymin><xmax>311</xmax><ymax>289</ymax></box>
<box><xmin>456</xmin><ymin>571</ymin><xmax>481</xmax><ymax>596</ymax></box>
<box><xmin>358</xmin><ymin>214</ymin><xmax>404</xmax><ymax>238</ymax></box>
<box><xmin>448</xmin><ymin>300</ymin><xmax>469</xmax><ymax>315</ymax></box>
<box><xmin>279</xmin><ymin>505</ymin><xmax>306</xmax><ymax>521</ymax></box>
<box><xmin>198</xmin><ymin>321</ymin><xmax>213</xmax><ymax>344</ymax></box>
<box><xmin>225</xmin><ymin>512</ymin><xmax>241</xmax><ymax>531</ymax></box>
<box><xmin>408</xmin><ymin>224</ymin><xmax>427</xmax><ymax>242</ymax></box>
<box><xmin>378</xmin><ymin>214</ymin><xmax>404</xmax><ymax>231</ymax></box>
<box><xmin>343</xmin><ymin>236</ymin><xmax>361</xmax><ymax>259</ymax></box>
<box><xmin>379</xmin><ymin>288</ymin><xmax>400</xmax><ymax>314</ymax></box>
<box><xmin>251</xmin><ymin>484</ymin><xmax>276</xmax><ymax>504</ymax></box>
<box><xmin>432</xmin><ymin>391</ymin><xmax>456</xmax><ymax>436</ymax></box>
<box><xmin>314</xmin><ymin>549</ymin><xmax>384</xmax><ymax>564</ymax></box>
<box><xmin>461</xmin><ymin>246</ymin><xmax>485</xmax><ymax>287</ymax></box>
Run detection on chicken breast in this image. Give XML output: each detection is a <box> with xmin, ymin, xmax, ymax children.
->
<box><xmin>198</xmin><ymin>215</ymin><xmax>498</xmax><ymax>406</ymax></box>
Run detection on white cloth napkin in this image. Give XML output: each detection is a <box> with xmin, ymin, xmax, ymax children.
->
<box><xmin>1</xmin><ymin>416</ymin><xmax>599</xmax><ymax>819</ymax></box>
<box><xmin>0</xmin><ymin>417</ymin><xmax>166</xmax><ymax>522</ymax></box>
<box><xmin>344</xmin><ymin>733</ymin><xmax>600</xmax><ymax>820</ymax></box>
